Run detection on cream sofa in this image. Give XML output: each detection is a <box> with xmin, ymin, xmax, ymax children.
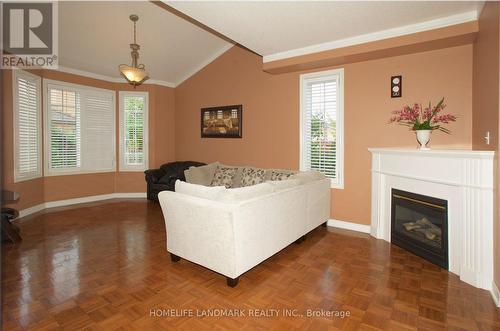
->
<box><xmin>158</xmin><ymin>163</ymin><xmax>331</xmax><ymax>287</ymax></box>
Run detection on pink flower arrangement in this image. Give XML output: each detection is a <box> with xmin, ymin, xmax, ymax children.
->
<box><xmin>389</xmin><ymin>98</ymin><xmax>457</xmax><ymax>133</ymax></box>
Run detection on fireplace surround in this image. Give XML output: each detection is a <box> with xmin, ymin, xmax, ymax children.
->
<box><xmin>369</xmin><ymin>148</ymin><xmax>494</xmax><ymax>290</ymax></box>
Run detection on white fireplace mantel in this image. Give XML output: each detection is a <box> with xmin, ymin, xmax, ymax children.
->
<box><xmin>369</xmin><ymin>148</ymin><xmax>494</xmax><ymax>290</ymax></box>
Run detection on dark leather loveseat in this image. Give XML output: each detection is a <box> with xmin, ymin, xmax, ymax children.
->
<box><xmin>144</xmin><ymin>161</ymin><xmax>206</xmax><ymax>201</ymax></box>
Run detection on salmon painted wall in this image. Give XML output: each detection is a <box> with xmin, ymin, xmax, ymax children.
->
<box><xmin>2</xmin><ymin>70</ymin><xmax>176</xmax><ymax>210</ymax></box>
<box><xmin>175</xmin><ymin>45</ymin><xmax>473</xmax><ymax>225</ymax></box>
<box><xmin>473</xmin><ymin>3</ymin><xmax>499</xmax><ymax>150</ymax></box>
<box><xmin>472</xmin><ymin>2</ymin><xmax>500</xmax><ymax>296</ymax></box>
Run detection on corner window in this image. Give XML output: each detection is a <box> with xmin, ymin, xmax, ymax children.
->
<box><xmin>300</xmin><ymin>68</ymin><xmax>344</xmax><ymax>188</ymax></box>
<box><xmin>119</xmin><ymin>91</ymin><xmax>149</xmax><ymax>171</ymax></box>
<box><xmin>13</xmin><ymin>70</ymin><xmax>42</xmax><ymax>182</ymax></box>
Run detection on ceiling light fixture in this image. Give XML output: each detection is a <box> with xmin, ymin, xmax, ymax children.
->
<box><xmin>119</xmin><ymin>14</ymin><xmax>149</xmax><ymax>87</ymax></box>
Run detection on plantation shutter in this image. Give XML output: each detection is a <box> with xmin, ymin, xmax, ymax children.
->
<box><xmin>48</xmin><ymin>87</ymin><xmax>81</xmax><ymax>170</ymax></box>
<box><xmin>119</xmin><ymin>92</ymin><xmax>148</xmax><ymax>171</ymax></box>
<box><xmin>301</xmin><ymin>70</ymin><xmax>343</xmax><ymax>187</ymax></box>
<box><xmin>81</xmin><ymin>93</ymin><xmax>115</xmax><ymax>171</ymax></box>
<box><xmin>46</xmin><ymin>82</ymin><xmax>115</xmax><ymax>174</ymax></box>
<box><xmin>14</xmin><ymin>71</ymin><xmax>41</xmax><ymax>181</ymax></box>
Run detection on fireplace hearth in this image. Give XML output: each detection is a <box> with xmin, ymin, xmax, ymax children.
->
<box><xmin>391</xmin><ymin>189</ymin><xmax>448</xmax><ymax>269</ymax></box>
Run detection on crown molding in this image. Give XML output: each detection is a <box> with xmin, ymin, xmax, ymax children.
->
<box><xmin>174</xmin><ymin>43</ymin><xmax>234</xmax><ymax>87</ymax></box>
<box><xmin>55</xmin><ymin>66</ymin><xmax>176</xmax><ymax>88</ymax></box>
<box><xmin>263</xmin><ymin>10</ymin><xmax>479</xmax><ymax>63</ymax></box>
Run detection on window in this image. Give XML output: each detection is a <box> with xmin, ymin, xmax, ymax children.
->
<box><xmin>300</xmin><ymin>68</ymin><xmax>344</xmax><ymax>188</ymax></box>
<box><xmin>13</xmin><ymin>70</ymin><xmax>42</xmax><ymax>182</ymax></box>
<box><xmin>44</xmin><ymin>80</ymin><xmax>116</xmax><ymax>175</ymax></box>
<box><xmin>119</xmin><ymin>92</ymin><xmax>148</xmax><ymax>171</ymax></box>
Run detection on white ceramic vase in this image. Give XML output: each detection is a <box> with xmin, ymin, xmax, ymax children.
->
<box><xmin>415</xmin><ymin>130</ymin><xmax>432</xmax><ymax>150</ymax></box>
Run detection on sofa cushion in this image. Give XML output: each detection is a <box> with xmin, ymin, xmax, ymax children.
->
<box><xmin>269</xmin><ymin>169</ymin><xmax>296</xmax><ymax>181</ymax></box>
<box><xmin>211</xmin><ymin>166</ymin><xmax>238</xmax><ymax>188</ymax></box>
<box><xmin>266</xmin><ymin>179</ymin><xmax>300</xmax><ymax>191</ymax></box>
<box><xmin>218</xmin><ymin>182</ymin><xmax>274</xmax><ymax>203</ymax></box>
<box><xmin>240</xmin><ymin>167</ymin><xmax>266</xmax><ymax>187</ymax></box>
<box><xmin>175</xmin><ymin>180</ymin><xmax>225</xmax><ymax>200</ymax></box>
<box><xmin>289</xmin><ymin>170</ymin><xmax>326</xmax><ymax>184</ymax></box>
<box><xmin>185</xmin><ymin>162</ymin><xmax>220</xmax><ymax>186</ymax></box>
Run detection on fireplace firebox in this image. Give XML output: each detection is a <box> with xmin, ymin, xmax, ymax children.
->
<box><xmin>391</xmin><ymin>189</ymin><xmax>448</xmax><ymax>269</ymax></box>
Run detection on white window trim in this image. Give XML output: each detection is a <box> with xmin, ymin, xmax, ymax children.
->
<box><xmin>119</xmin><ymin>91</ymin><xmax>149</xmax><ymax>172</ymax></box>
<box><xmin>13</xmin><ymin>69</ymin><xmax>42</xmax><ymax>182</ymax></box>
<box><xmin>299</xmin><ymin>68</ymin><xmax>344</xmax><ymax>189</ymax></box>
<box><xmin>43</xmin><ymin>78</ymin><xmax>116</xmax><ymax>176</ymax></box>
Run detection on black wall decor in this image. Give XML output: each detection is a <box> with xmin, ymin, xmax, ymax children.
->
<box><xmin>391</xmin><ymin>75</ymin><xmax>402</xmax><ymax>98</ymax></box>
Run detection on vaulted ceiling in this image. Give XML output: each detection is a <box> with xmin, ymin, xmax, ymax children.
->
<box><xmin>58</xmin><ymin>1</ymin><xmax>233</xmax><ymax>87</ymax></box>
<box><xmin>165</xmin><ymin>1</ymin><xmax>484</xmax><ymax>63</ymax></box>
<box><xmin>58</xmin><ymin>1</ymin><xmax>484</xmax><ymax>87</ymax></box>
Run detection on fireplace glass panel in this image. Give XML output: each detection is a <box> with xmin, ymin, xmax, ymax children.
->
<box><xmin>391</xmin><ymin>189</ymin><xmax>448</xmax><ymax>269</ymax></box>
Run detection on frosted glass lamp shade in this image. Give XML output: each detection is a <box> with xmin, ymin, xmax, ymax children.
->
<box><xmin>119</xmin><ymin>64</ymin><xmax>149</xmax><ymax>86</ymax></box>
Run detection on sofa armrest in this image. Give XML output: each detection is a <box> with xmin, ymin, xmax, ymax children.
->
<box><xmin>158</xmin><ymin>191</ymin><xmax>239</xmax><ymax>278</ymax></box>
<box><xmin>144</xmin><ymin>168</ymin><xmax>165</xmax><ymax>184</ymax></box>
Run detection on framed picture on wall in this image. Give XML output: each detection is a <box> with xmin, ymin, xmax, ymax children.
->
<box><xmin>201</xmin><ymin>105</ymin><xmax>242</xmax><ymax>138</ymax></box>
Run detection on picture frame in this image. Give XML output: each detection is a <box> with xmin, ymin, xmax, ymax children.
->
<box><xmin>201</xmin><ymin>105</ymin><xmax>242</xmax><ymax>138</ymax></box>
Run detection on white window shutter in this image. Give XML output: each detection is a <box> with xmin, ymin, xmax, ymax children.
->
<box><xmin>82</xmin><ymin>93</ymin><xmax>115</xmax><ymax>171</ymax></box>
<box><xmin>119</xmin><ymin>92</ymin><xmax>149</xmax><ymax>171</ymax></box>
<box><xmin>44</xmin><ymin>80</ymin><xmax>116</xmax><ymax>175</ymax></box>
<box><xmin>300</xmin><ymin>69</ymin><xmax>344</xmax><ymax>188</ymax></box>
<box><xmin>47</xmin><ymin>87</ymin><xmax>81</xmax><ymax>170</ymax></box>
<box><xmin>13</xmin><ymin>70</ymin><xmax>41</xmax><ymax>182</ymax></box>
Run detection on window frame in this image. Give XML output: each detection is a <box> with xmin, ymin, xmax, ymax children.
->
<box><xmin>299</xmin><ymin>68</ymin><xmax>344</xmax><ymax>189</ymax></box>
<box><xmin>43</xmin><ymin>79</ymin><xmax>116</xmax><ymax>176</ymax></box>
<box><xmin>13</xmin><ymin>69</ymin><xmax>42</xmax><ymax>182</ymax></box>
<box><xmin>118</xmin><ymin>91</ymin><xmax>149</xmax><ymax>172</ymax></box>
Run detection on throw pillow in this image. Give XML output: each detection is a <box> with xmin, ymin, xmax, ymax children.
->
<box><xmin>175</xmin><ymin>180</ymin><xmax>226</xmax><ymax>200</ymax></box>
<box><xmin>210</xmin><ymin>166</ymin><xmax>238</xmax><ymax>188</ymax></box>
<box><xmin>269</xmin><ymin>169</ymin><xmax>296</xmax><ymax>181</ymax></box>
<box><xmin>184</xmin><ymin>162</ymin><xmax>220</xmax><ymax>186</ymax></box>
<box><xmin>240</xmin><ymin>167</ymin><xmax>266</xmax><ymax>187</ymax></box>
<box><xmin>231</xmin><ymin>167</ymin><xmax>245</xmax><ymax>188</ymax></box>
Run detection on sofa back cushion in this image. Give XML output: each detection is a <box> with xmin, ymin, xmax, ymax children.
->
<box><xmin>184</xmin><ymin>162</ymin><xmax>220</xmax><ymax>186</ymax></box>
<box><xmin>289</xmin><ymin>170</ymin><xmax>326</xmax><ymax>184</ymax></box>
<box><xmin>240</xmin><ymin>167</ymin><xmax>266</xmax><ymax>187</ymax></box>
<box><xmin>218</xmin><ymin>182</ymin><xmax>274</xmax><ymax>203</ymax></box>
<box><xmin>175</xmin><ymin>180</ymin><xmax>225</xmax><ymax>200</ymax></box>
<box><xmin>211</xmin><ymin>166</ymin><xmax>238</xmax><ymax>188</ymax></box>
<box><xmin>266</xmin><ymin>179</ymin><xmax>301</xmax><ymax>191</ymax></box>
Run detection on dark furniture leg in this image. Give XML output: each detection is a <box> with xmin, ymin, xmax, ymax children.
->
<box><xmin>170</xmin><ymin>253</ymin><xmax>181</xmax><ymax>262</ymax></box>
<box><xmin>1</xmin><ymin>219</ymin><xmax>22</xmax><ymax>243</ymax></box>
<box><xmin>226</xmin><ymin>277</ymin><xmax>239</xmax><ymax>287</ymax></box>
<box><xmin>1</xmin><ymin>208</ymin><xmax>21</xmax><ymax>244</ymax></box>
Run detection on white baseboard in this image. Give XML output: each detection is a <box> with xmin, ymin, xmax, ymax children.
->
<box><xmin>327</xmin><ymin>219</ymin><xmax>371</xmax><ymax>234</ymax></box>
<box><xmin>17</xmin><ymin>192</ymin><xmax>147</xmax><ymax>219</ymax></box>
<box><xmin>491</xmin><ymin>281</ymin><xmax>500</xmax><ymax>307</ymax></box>
<box><xmin>18</xmin><ymin>203</ymin><xmax>46</xmax><ymax>218</ymax></box>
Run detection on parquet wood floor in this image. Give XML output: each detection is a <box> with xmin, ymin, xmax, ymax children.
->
<box><xmin>2</xmin><ymin>199</ymin><xmax>499</xmax><ymax>330</ymax></box>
